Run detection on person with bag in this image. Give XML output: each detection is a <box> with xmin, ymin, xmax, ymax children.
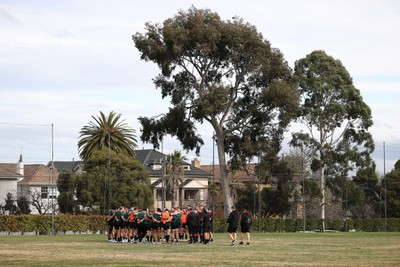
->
<box><xmin>226</xmin><ymin>206</ymin><xmax>240</xmax><ymax>246</ymax></box>
<box><xmin>239</xmin><ymin>208</ymin><xmax>252</xmax><ymax>245</ymax></box>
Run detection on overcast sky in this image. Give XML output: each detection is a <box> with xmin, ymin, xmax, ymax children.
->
<box><xmin>0</xmin><ymin>0</ymin><xmax>399</xmax><ymax>173</ymax></box>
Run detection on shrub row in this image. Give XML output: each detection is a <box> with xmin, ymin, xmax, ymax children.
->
<box><xmin>213</xmin><ymin>218</ymin><xmax>400</xmax><ymax>233</ymax></box>
<box><xmin>1</xmin><ymin>215</ymin><xmax>399</xmax><ymax>234</ymax></box>
<box><xmin>0</xmin><ymin>215</ymin><xmax>107</xmax><ymax>234</ymax></box>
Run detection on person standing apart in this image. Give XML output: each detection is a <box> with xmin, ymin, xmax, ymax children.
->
<box><xmin>202</xmin><ymin>207</ymin><xmax>212</xmax><ymax>244</ymax></box>
<box><xmin>239</xmin><ymin>208</ymin><xmax>252</xmax><ymax>245</ymax></box>
<box><xmin>226</xmin><ymin>206</ymin><xmax>239</xmax><ymax>246</ymax></box>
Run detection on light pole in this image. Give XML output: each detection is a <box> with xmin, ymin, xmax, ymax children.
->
<box><xmin>212</xmin><ymin>133</ymin><xmax>215</xmax><ymax>225</ymax></box>
<box><xmin>301</xmin><ymin>144</ymin><xmax>306</xmax><ymax>233</ymax></box>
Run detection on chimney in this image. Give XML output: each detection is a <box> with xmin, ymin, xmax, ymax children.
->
<box><xmin>16</xmin><ymin>154</ymin><xmax>24</xmax><ymax>178</ymax></box>
<box><xmin>191</xmin><ymin>158</ymin><xmax>200</xmax><ymax>168</ymax></box>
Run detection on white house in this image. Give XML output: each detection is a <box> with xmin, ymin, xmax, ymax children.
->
<box><xmin>0</xmin><ymin>157</ymin><xmax>22</xmax><ymax>209</ymax></box>
<box><xmin>0</xmin><ymin>156</ymin><xmax>58</xmax><ymax>214</ymax></box>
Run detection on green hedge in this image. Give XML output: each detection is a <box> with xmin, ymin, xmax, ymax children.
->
<box><xmin>212</xmin><ymin>218</ymin><xmax>400</xmax><ymax>233</ymax></box>
<box><xmin>0</xmin><ymin>215</ymin><xmax>107</xmax><ymax>234</ymax></box>
<box><xmin>1</xmin><ymin>215</ymin><xmax>399</xmax><ymax>234</ymax></box>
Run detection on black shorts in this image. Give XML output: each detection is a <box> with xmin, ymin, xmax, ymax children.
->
<box><xmin>152</xmin><ymin>222</ymin><xmax>160</xmax><ymax>230</ymax></box>
<box><xmin>181</xmin><ymin>223</ymin><xmax>187</xmax><ymax>228</ymax></box>
<box><xmin>129</xmin><ymin>221</ymin><xmax>137</xmax><ymax>229</ymax></box>
<box><xmin>114</xmin><ymin>221</ymin><xmax>123</xmax><ymax>230</ymax></box>
<box><xmin>227</xmin><ymin>226</ymin><xmax>238</xmax><ymax>233</ymax></box>
<box><xmin>241</xmin><ymin>226</ymin><xmax>251</xmax><ymax>233</ymax></box>
<box><xmin>160</xmin><ymin>222</ymin><xmax>171</xmax><ymax>230</ymax></box>
<box><xmin>171</xmin><ymin>222</ymin><xmax>180</xmax><ymax>230</ymax></box>
<box><xmin>203</xmin><ymin>224</ymin><xmax>212</xmax><ymax>233</ymax></box>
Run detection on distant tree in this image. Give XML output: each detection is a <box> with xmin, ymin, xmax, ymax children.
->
<box><xmin>352</xmin><ymin>165</ymin><xmax>381</xmax><ymax>218</ymax></box>
<box><xmin>78</xmin><ymin>111</ymin><xmax>137</xmax><ymax>161</ymax></box>
<box><xmin>165</xmin><ymin>150</ymin><xmax>187</xmax><ymax>208</ymax></box>
<box><xmin>394</xmin><ymin>160</ymin><xmax>400</xmax><ymax>171</ymax></box>
<box><xmin>236</xmin><ymin>183</ymin><xmax>257</xmax><ymax>214</ymax></box>
<box><xmin>303</xmin><ymin>178</ymin><xmax>321</xmax><ymax>218</ymax></box>
<box><xmin>57</xmin><ymin>170</ymin><xmax>78</xmax><ymax>214</ymax></box>
<box><xmin>28</xmin><ymin>189</ymin><xmax>52</xmax><ymax>215</ymax></box>
<box><xmin>17</xmin><ymin>196</ymin><xmax>31</xmax><ymax>214</ymax></box>
<box><xmin>76</xmin><ymin>149</ymin><xmax>153</xmax><ymax>213</ymax></box>
<box><xmin>291</xmin><ymin>50</ymin><xmax>374</xmax><ymax>231</ymax></box>
<box><xmin>133</xmin><ymin>7</ymin><xmax>298</xmax><ymax>216</ymax></box>
<box><xmin>261</xmin><ymin>159</ymin><xmax>294</xmax><ymax>217</ymax></box>
<box><xmin>4</xmin><ymin>193</ymin><xmax>18</xmax><ymax>214</ymax></box>
<box><xmin>382</xmin><ymin>166</ymin><xmax>400</xmax><ymax>218</ymax></box>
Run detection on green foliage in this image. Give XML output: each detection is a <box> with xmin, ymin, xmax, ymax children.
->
<box><xmin>292</xmin><ymin>50</ymin><xmax>375</xmax><ymax>230</ymax></box>
<box><xmin>76</xmin><ymin>149</ymin><xmax>153</xmax><ymax>213</ymax></box>
<box><xmin>4</xmin><ymin>193</ymin><xmax>18</xmax><ymax>214</ymax></box>
<box><xmin>17</xmin><ymin>196</ymin><xmax>31</xmax><ymax>214</ymax></box>
<box><xmin>57</xmin><ymin>170</ymin><xmax>78</xmax><ymax>214</ymax></box>
<box><xmin>78</xmin><ymin>111</ymin><xmax>137</xmax><ymax>161</ymax></box>
<box><xmin>1</xmin><ymin>215</ymin><xmax>399</xmax><ymax>233</ymax></box>
<box><xmin>383</xmin><ymin>168</ymin><xmax>400</xmax><ymax>217</ymax></box>
<box><xmin>165</xmin><ymin>150</ymin><xmax>187</xmax><ymax>207</ymax></box>
<box><xmin>0</xmin><ymin>215</ymin><xmax>106</xmax><ymax>233</ymax></box>
<box><xmin>133</xmin><ymin>7</ymin><xmax>298</xmax><ymax>217</ymax></box>
<box><xmin>261</xmin><ymin>160</ymin><xmax>294</xmax><ymax>217</ymax></box>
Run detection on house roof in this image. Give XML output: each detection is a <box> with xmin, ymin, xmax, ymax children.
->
<box><xmin>51</xmin><ymin>161</ymin><xmax>84</xmax><ymax>172</ymax></box>
<box><xmin>199</xmin><ymin>163</ymin><xmax>257</xmax><ymax>183</ymax></box>
<box><xmin>0</xmin><ymin>164</ymin><xmax>22</xmax><ymax>178</ymax></box>
<box><xmin>135</xmin><ymin>149</ymin><xmax>211</xmax><ymax>177</ymax></box>
<box><xmin>19</xmin><ymin>164</ymin><xmax>58</xmax><ymax>185</ymax></box>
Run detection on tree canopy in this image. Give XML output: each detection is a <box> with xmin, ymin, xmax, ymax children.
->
<box><xmin>78</xmin><ymin>111</ymin><xmax>137</xmax><ymax>161</ymax></box>
<box><xmin>133</xmin><ymin>7</ymin><xmax>298</xmax><ymax>216</ymax></box>
<box><xmin>76</xmin><ymin>149</ymin><xmax>153</xmax><ymax>213</ymax></box>
<box><xmin>291</xmin><ymin>50</ymin><xmax>374</xmax><ymax>231</ymax></box>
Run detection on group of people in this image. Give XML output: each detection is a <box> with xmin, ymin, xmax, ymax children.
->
<box><xmin>106</xmin><ymin>204</ymin><xmax>252</xmax><ymax>246</ymax></box>
<box><xmin>107</xmin><ymin>205</ymin><xmax>214</xmax><ymax>244</ymax></box>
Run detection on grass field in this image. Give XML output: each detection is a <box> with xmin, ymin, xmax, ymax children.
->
<box><xmin>0</xmin><ymin>232</ymin><xmax>399</xmax><ymax>266</ymax></box>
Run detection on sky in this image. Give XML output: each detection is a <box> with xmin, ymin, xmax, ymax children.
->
<box><xmin>0</xmin><ymin>0</ymin><xmax>399</xmax><ymax>174</ymax></box>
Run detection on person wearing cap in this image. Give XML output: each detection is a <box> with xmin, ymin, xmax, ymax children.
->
<box><xmin>227</xmin><ymin>205</ymin><xmax>240</xmax><ymax>246</ymax></box>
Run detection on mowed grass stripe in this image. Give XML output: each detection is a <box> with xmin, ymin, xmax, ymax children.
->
<box><xmin>0</xmin><ymin>232</ymin><xmax>399</xmax><ymax>266</ymax></box>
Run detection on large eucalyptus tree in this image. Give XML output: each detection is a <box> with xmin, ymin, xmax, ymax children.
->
<box><xmin>291</xmin><ymin>50</ymin><xmax>374</xmax><ymax>231</ymax></box>
<box><xmin>133</xmin><ymin>7</ymin><xmax>298</xmax><ymax>216</ymax></box>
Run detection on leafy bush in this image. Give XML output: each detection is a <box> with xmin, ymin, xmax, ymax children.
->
<box><xmin>0</xmin><ymin>215</ymin><xmax>399</xmax><ymax>234</ymax></box>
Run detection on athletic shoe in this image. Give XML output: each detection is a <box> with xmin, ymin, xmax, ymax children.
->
<box><xmin>247</xmin><ymin>242</ymin><xmax>250</xmax><ymax>245</ymax></box>
<box><xmin>231</xmin><ymin>240</ymin><xmax>236</xmax><ymax>246</ymax></box>
<box><xmin>239</xmin><ymin>241</ymin><xmax>243</xmax><ymax>245</ymax></box>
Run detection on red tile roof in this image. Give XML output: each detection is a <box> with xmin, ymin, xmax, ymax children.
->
<box><xmin>198</xmin><ymin>163</ymin><xmax>257</xmax><ymax>183</ymax></box>
<box><xmin>0</xmin><ymin>164</ymin><xmax>22</xmax><ymax>177</ymax></box>
<box><xmin>19</xmin><ymin>164</ymin><xmax>58</xmax><ymax>185</ymax></box>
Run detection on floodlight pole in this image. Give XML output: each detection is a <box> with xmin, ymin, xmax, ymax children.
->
<box><xmin>162</xmin><ymin>140</ymin><xmax>166</xmax><ymax>209</ymax></box>
<box><xmin>383</xmin><ymin>141</ymin><xmax>387</xmax><ymax>232</ymax></box>
<box><xmin>212</xmin><ymin>133</ymin><xmax>215</xmax><ymax>229</ymax></box>
<box><xmin>301</xmin><ymin>144</ymin><xmax>306</xmax><ymax>233</ymax></box>
<box><xmin>51</xmin><ymin>123</ymin><xmax>55</xmax><ymax>235</ymax></box>
<box><xmin>257</xmin><ymin>155</ymin><xmax>261</xmax><ymax>233</ymax></box>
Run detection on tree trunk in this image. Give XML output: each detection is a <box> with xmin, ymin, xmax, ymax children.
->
<box><xmin>214</xmin><ymin>131</ymin><xmax>233</xmax><ymax>218</ymax></box>
<box><xmin>320</xmin><ymin>164</ymin><xmax>326</xmax><ymax>233</ymax></box>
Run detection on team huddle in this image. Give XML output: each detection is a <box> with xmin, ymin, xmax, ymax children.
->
<box><xmin>107</xmin><ymin>205</ymin><xmax>214</xmax><ymax>244</ymax></box>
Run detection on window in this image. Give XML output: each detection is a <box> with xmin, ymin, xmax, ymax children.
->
<box><xmin>41</xmin><ymin>187</ymin><xmax>48</xmax><ymax>198</ymax></box>
<box><xmin>183</xmin><ymin>165</ymin><xmax>191</xmax><ymax>171</ymax></box>
<box><xmin>156</xmin><ymin>189</ymin><xmax>163</xmax><ymax>200</ymax></box>
<box><xmin>185</xmin><ymin>190</ymin><xmax>198</xmax><ymax>201</ymax></box>
<box><xmin>152</xmin><ymin>164</ymin><xmax>162</xmax><ymax>171</ymax></box>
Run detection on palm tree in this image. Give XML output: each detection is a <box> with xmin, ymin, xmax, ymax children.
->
<box><xmin>78</xmin><ymin>111</ymin><xmax>137</xmax><ymax>161</ymax></box>
<box><xmin>165</xmin><ymin>150</ymin><xmax>187</xmax><ymax>208</ymax></box>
